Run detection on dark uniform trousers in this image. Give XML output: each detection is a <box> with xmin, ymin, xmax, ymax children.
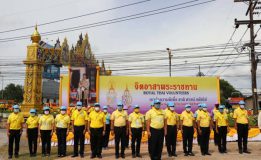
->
<box><xmin>182</xmin><ymin>126</ymin><xmax>194</xmax><ymax>153</ymax></box>
<box><xmin>73</xmin><ymin>125</ymin><xmax>85</xmax><ymax>156</ymax></box>
<box><xmin>149</xmin><ymin>127</ymin><xmax>164</xmax><ymax>160</ymax></box>
<box><xmin>237</xmin><ymin>123</ymin><xmax>249</xmax><ymax>151</ymax></box>
<box><xmin>217</xmin><ymin>126</ymin><xmax>227</xmax><ymax>152</ymax></box>
<box><xmin>102</xmin><ymin>124</ymin><xmax>110</xmax><ymax>148</ymax></box>
<box><xmin>131</xmin><ymin>128</ymin><xmax>142</xmax><ymax>156</ymax></box>
<box><xmin>200</xmin><ymin>127</ymin><xmax>210</xmax><ymax>154</ymax></box>
<box><xmin>40</xmin><ymin>130</ymin><xmax>52</xmax><ymax>155</ymax></box>
<box><xmin>90</xmin><ymin>127</ymin><xmax>103</xmax><ymax>156</ymax></box>
<box><xmin>166</xmin><ymin>125</ymin><xmax>177</xmax><ymax>155</ymax></box>
<box><xmin>196</xmin><ymin>125</ymin><xmax>201</xmax><ymax>145</ymax></box>
<box><xmin>27</xmin><ymin>128</ymin><xmax>38</xmax><ymax>155</ymax></box>
<box><xmin>114</xmin><ymin>126</ymin><xmax>127</xmax><ymax>156</ymax></box>
<box><xmin>56</xmin><ymin>128</ymin><xmax>67</xmax><ymax>156</ymax></box>
<box><xmin>8</xmin><ymin>130</ymin><xmax>21</xmax><ymax>156</ymax></box>
<box><xmin>213</xmin><ymin>122</ymin><xmax>218</xmax><ymax>145</ymax></box>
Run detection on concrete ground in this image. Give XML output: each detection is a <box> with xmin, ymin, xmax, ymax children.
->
<box><xmin>0</xmin><ymin>129</ymin><xmax>261</xmax><ymax>160</ymax></box>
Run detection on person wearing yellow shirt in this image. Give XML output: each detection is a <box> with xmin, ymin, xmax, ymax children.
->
<box><xmin>88</xmin><ymin>103</ymin><xmax>106</xmax><ymax>159</ymax></box>
<box><xmin>165</xmin><ymin>102</ymin><xmax>179</xmax><ymax>157</ymax></box>
<box><xmin>71</xmin><ymin>101</ymin><xmax>88</xmax><ymax>158</ymax></box>
<box><xmin>148</xmin><ymin>101</ymin><xmax>154</xmax><ymax>155</ymax></box>
<box><xmin>102</xmin><ymin>106</ymin><xmax>111</xmax><ymax>149</ymax></box>
<box><xmin>111</xmin><ymin>101</ymin><xmax>128</xmax><ymax>159</ymax></box>
<box><xmin>233</xmin><ymin>100</ymin><xmax>251</xmax><ymax>154</ymax></box>
<box><xmin>145</xmin><ymin>99</ymin><xmax>166</xmax><ymax>160</ymax></box>
<box><xmin>123</xmin><ymin>105</ymin><xmax>130</xmax><ymax>149</ymax></box>
<box><xmin>180</xmin><ymin>104</ymin><xmax>195</xmax><ymax>156</ymax></box>
<box><xmin>55</xmin><ymin>106</ymin><xmax>70</xmax><ymax>157</ymax></box>
<box><xmin>194</xmin><ymin>103</ymin><xmax>203</xmax><ymax>146</ymax></box>
<box><xmin>7</xmin><ymin>105</ymin><xmax>24</xmax><ymax>159</ymax></box>
<box><xmin>215</xmin><ymin>105</ymin><xmax>229</xmax><ymax>154</ymax></box>
<box><xmin>128</xmin><ymin>105</ymin><xmax>144</xmax><ymax>158</ymax></box>
<box><xmin>197</xmin><ymin>103</ymin><xmax>212</xmax><ymax>156</ymax></box>
<box><xmin>26</xmin><ymin>109</ymin><xmax>39</xmax><ymax>157</ymax></box>
<box><xmin>39</xmin><ymin>106</ymin><xmax>54</xmax><ymax>157</ymax></box>
<box><xmin>211</xmin><ymin>103</ymin><xmax>220</xmax><ymax>146</ymax></box>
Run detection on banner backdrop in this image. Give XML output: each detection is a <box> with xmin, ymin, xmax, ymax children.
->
<box><xmin>99</xmin><ymin>76</ymin><xmax>220</xmax><ymax>114</ymax></box>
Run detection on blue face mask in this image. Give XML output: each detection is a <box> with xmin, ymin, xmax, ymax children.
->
<box><xmin>219</xmin><ymin>109</ymin><xmax>224</xmax><ymax>113</ymax></box>
<box><xmin>117</xmin><ymin>106</ymin><xmax>123</xmax><ymax>111</ymax></box>
<box><xmin>155</xmin><ymin>104</ymin><xmax>161</xmax><ymax>109</ymax></box>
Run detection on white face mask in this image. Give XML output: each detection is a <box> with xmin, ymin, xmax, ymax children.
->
<box><xmin>61</xmin><ymin>110</ymin><xmax>66</xmax><ymax>114</ymax></box>
<box><xmin>170</xmin><ymin>107</ymin><xmax>175</xmax><ymax>111</ymax></box>
<box><xmin>14</xmin><ymin>109</ymin><xmax>19</xmax><ymax>113</ymax></box>
<box><xmin>95</xmin><ymin>107</ymin><xmax>100</xmax><ymax>111</ymax></box>
<box><xmin>44</xmin><ymin>110</ymin><xmax>49</xmax><ymax>115</ymax></box>
<box><xmin>203</xmin><ymin>108</ymin><xmax>207</xmax><ymax>111</ymax></box>
<box><xmin>186</xmin><ymin>108</ymin><xmax>191</xmax><ymax>112</ymax></box>
<box><xmin>30</xmin><ymin>113</ymin><xmax>36</xmax><ymax>116</ymax></box>
<box><xmin>240</xmin><ymin>105</ymin><xmax>245</xmax><ymax>109</ymax></box>
<box><xmin>103</xmin><ymin>109</ymin><xmax>108</xmax><ymax>113</ymax></box>
<box><xmin>77</xmin><ymin>106</ymin><xmax>82</xmax><ymax>110</ymax></box>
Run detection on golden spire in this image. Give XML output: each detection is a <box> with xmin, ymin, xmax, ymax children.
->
<box><xmin>31</xmin><ymin>24</ymin><xmax>41</xmax><ymax>44</ymax></box>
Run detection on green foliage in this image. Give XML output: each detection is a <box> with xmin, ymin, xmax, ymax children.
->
<box><xmin>220</xmin><ymin>79</ymin><xmax>242</xmax><ymax>104</ymax></box>
<box><xmin>0</xmin><ymin>83</ymin><xmax>23</xmax><ymax>103</ymax></box>
<box><xmin>248</xmin><ymin>115</ymin><xmax>258</xmax><ymax>127</ymax></box>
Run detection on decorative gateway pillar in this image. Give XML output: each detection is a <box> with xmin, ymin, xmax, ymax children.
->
<box><xmin>21</xmin><ymin>26</ymin><xmax>43</xmax><ymax>115</ymax></box>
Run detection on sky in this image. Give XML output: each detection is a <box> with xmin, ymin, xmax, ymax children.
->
<box><xmin>0</xmin><ymin>0</ymin><xmax>260</xmax><ymax>96</ymax></box>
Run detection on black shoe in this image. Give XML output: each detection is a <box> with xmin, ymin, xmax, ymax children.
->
<box><xmin>223</xmin><ymin>151</ymin><xmax>227</xmax><ymax>153</ymax></box>
<box><xmin>136</xmin><ymin>154</ymin><xmax>142</xmax><ymax>158</ymax></box>
<box><xmin>97</xmin><ymin>155</ymin><xmax>102</xmax><ymax>159</ymax></box>
<box><xmin>115</xmin><ymin>155</ymin><xmax>120</xmax><ymax>159</ymax></box>
<box><xmin>121</xmin><ymin>154</ymin><xmax>125</xmax><ymax>159</ymax></box>
<box><xmin>239</xmin><ymin>150</ymin><xmax>243</xmax><ymax>154</ymax></box>
<box><xmin>168</xmin><ymin>154</ymin><xmax>172</xmax><ymax>157</ymax></box>
<box><xmin>132</xmin><ymin>154</ymin><xmax>136</xmax><ymax>158</ymax></box>
<box><xmin>80</xmin><ymin>154</ymin><xmax>84</xmax><ymax>158</ymax></box>
<box><xmin>172</xmin><ymin>153</ymin><xmax>177</xmax><ymax>157</ymax></box>
<box><xmin>90</xmin><ymin>154</ymin><xmax>96</xmax><ymax>159</ymax></box>
<box><xmin>14</xmin><ymin>154</ymin><xmax>19</xmax><ymax>158</ymax></box>
<box><xmin>243</xmin><ymin>150</ymin><xmax>251</xmax><ymax>154</ymax></box>
<box><xmin>71</xmin><ymin>154</ymin><xmax>78</xmax><ymax>157</ymax></box>
<box><xmin>30</xmin><ymin>154</ymin><xmax>34</xmax><ymax>157</ymax></box>
<box><xmin>58</xmin><ymin>154</ymin><xmax>61</xmax><ymax>157</ymax></box>
<box><xmin>201</xmin><ymin>153</ymin><xmax>205</xmax><ymax>156</ymax></box>
<box><xmin>8</xmin><ymin>155</ymin><xmax>12</xmax><ymax>159</ymax></box>
<box><xmin>46</xmin><ymin>154</ymin><xmax>50</xmax><ymax>157</ymax></box>
<box><xmin>189</xmin><ymin>152</ymin><xmax>195</xmax><ymax>156</ymax></box>
<box><xmin>184</xmin><ymin>153</ymin><xmax>189</xmax><ymax>156</ymax></box>
<box><xmin>61</xmin><ymin>154</ymin><xmax>66</xmax><ymax>157</ymax></box>
<box><xmin>206</xmin><ymin>153</ymin><xmax>211</xmax><ymax>156</ymax></box>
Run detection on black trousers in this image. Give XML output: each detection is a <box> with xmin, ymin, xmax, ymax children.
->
<box><xmin>166</xmin><ymin>125</ymin><xmax>177</xmax><ymax>155</ymax></box>
<box><xmin>27</xmin><ymin>128</ymin><xmax>38</xmax><ymax>155</ymax></box>
<box><xmin>199</xmin><ymin>127</ymin><xmax>210</xmax><ymax>154</ymax></box>
<box><xmin>149</xmin><ymin>127</ymin><xmax>164</xmax><ymax>160</ymax></box>
<box><xmin>90</xmin><ymin>127</ymin><xmax>103</xmax><ymax>156</ymax></box>
<box><xmin>102</xmin><ymin>124</ymin><xmax>110</xmax><ymax>148</ymax></box>
<box><xmin>182</xmin><ymin>126</ymin><xmax>194</xmax><ymax>153</ymax></box>
<box><xmin>131</xmin><ymin>128</ymin><xmax>142</xmax><ymax>155</ymax></box>
<box><xmin>217</xmin><ymin>126</ymin><xmax>227</xmax><ymax>152</ymax></box>
<box><xmin>56</xmin><ymin>128</ymin><xmax>67</xmax><ymax>156</ymax></box>
<box><xmin>126</xmin><ymin>133</ymin><xmax>129</xmax><ymax>148</ymax></box>
<box><xmin>40</xmin><ymin>130</ymin><xmax>52</xmax><ymax>155</ymax></box>
<box><xmin>213</xmin><ymin>122</ymin><xmax>218</xmax><ymax>145</ymax></box>
<box><xmin>8</xmin><ymin>130</ymin><xmax>21</xmax><ymax>156</ymax></box>
<box><xmin>237</xmin><ymin>123</ymin><xmax>249</xmax><ymax>151</ymax></box>
<box><xmin>73</xmin><ymin>125</ymin><xmax>85</xmax><ymax>156</ymax></box>
<box><xmin>114</xmin><ymin>126</ymin><xmax>127</xmax><ymax>156</ymax></box>
<box><xmin>196</xmin><ymin>125</ymin><xmax>201</xmax><ymax>145</ymax></box>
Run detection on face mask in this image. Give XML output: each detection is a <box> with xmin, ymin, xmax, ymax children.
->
<box><xmin>155</xmin><ymin>104</ymin><xmax>160</xmax><ymax>109</ymax></box>
<box><xmin>44</xmin><ymin>110</ymin><xmax>49</xmax><ymax>115</ymax></box>
<box><xmin>219</xmin><ymin>109</ymin><xmax>224</xmax><ymax>113</ymax></box>
<box><xmin>30</xmin><ymin>113</ymin><xmax>36</xmax><ymax>116</ymax></box>
<box><xmin>77</xmin><ymin>106</ymin><xmax>82</xmax><ymax>110</ymax></box>
<box><xmin>95</xmin><ymin>107</ymin><xmax>100</xmax><ymax>111</ymax></box>
<box><xmin>203</xmin><ymin>108</ymin><xmax>207</xmax><ymax>111</ymax></box>
<box><xmin>103</xmin><ymin>109</ymin><xmax>108</xmax><ymax>113</ymax></box>
<box><xmin>186</xmin><ymin>108</ymin><xmax>191</xmax><ymax>112</ymax></box>
<box><xmin>170</xmin><ymin>107</ymin><xmax>175</xmax><ymax>111</ymax></box>
<box><xmin>134</xmin><ymin>108</ymin><xmax>139</xmax><ymax>113</ymax></box>
<box><xmin>117</xmin><ymin>106</ymin><xmax>123</xmax><ymax>111</ymax></box>
<box><xmin>240</xmin><ymin>105</ymin><xmax>245</xmax><ymax>109</ymax></box>
<box><xmin>13</xmin><ymin>109</ymin><xmax>19</xmax><ymax>113</ymax></box>
<box><xmin>61</xmin><ymin>110</ymin><xmax>66</xmax><ymax>114</ymax></box>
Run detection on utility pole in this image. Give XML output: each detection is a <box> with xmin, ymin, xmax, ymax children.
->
<box><xmin>234</xmin><ymin>0</ymin><xmax>259</xmax><ymax>114</ymax></box>
<box><xmin>166</xmin><ymin>48</ymin><xmax>173</xmax><ymax>77</ymax></box>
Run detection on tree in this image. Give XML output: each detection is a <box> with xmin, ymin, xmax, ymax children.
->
<box><xmin>0</xmin><ymin>83</ymin><xmax>24</xmax><ymax>103</ymax></box>
<box><xmin>220</xmin><ymin>79</ymin><xmax>242</xmax><ymax>104</ymax></box>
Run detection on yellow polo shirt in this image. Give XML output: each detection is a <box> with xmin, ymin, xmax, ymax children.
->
<box><xmin>111</xmin><ymin>110</ymin><xmax>128</xmax><ymax>127</ymax></box>
<box><xmin>39</xmin><ymin>114</ymin><xmax>54</xmax><ymax>130</ymax></box>
<box><xmin>129</xmin><ymin>112</ymin><xmax>144</xmax><ymax>128</ymax></box>
<box><xmin>71</xmin><ymin>109</ymin><xmax>88</xmax><ymax>126</ymax></box>
<box><xmin>26</xmin><ymin>116</ymin><xmax>39</xmax><ymax>129</ymax></box>
<box><xmin>89</xmin><ymin>111</ymin><xmax>105</xmax><ymax>128</ymax></box>
<box><xmin>8</xmin><ymin>113</ymin><xmax>24</xmax><ymax>130</ymax></box>
<box><xmin>55</xmin><ymin>114</ymin><xmax>70</xmax><ymax>128</ymax></box>
<box><xmin>195</xmin><ymin>109</ymin><xmax>203</xmax><ymax>121</ymax></box>
<box><xmin>165</xmin><ymin>109</ymin><xmax>179</xmax><ymax>126</ymax></box>
<box><xmin>233</xmin><ymin>108</ymin><xmax>248</xmax><ymax>124</ymax></box>
<box><xmin>145</xmin><ymin>108</ymin><xmax>165</xmax><ymax>129</ymax></box>
<box><xmin>215</xmin><ymin>111</ymin><xmax>228</xmax><ymax>127</ymax></box>
<box><xmin>197</xmin><ymin>111</ymin><xmax>211</xmax><ymax>127</ymax></box>
<box><xmin>212</xmin><ymin>108</ymin><xmax>219</xmax><ymax>121</ymax></box>
<box><xmin>180</xmin><ymin>111</ymin><xmax>194</xmax><ymax>127</ymax></box>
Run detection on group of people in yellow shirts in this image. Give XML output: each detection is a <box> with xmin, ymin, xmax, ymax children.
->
<box><xmin>6</xmin><ymin>100</ymin><xmax>251</xmax><ymax>159</ymax></box>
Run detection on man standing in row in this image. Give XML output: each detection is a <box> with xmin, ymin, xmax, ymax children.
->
<box><xmin>180</xmin><ymin>104</ymin><xmax>195</xmax><ymax>156</ymax></box>
<box><xmin>102</xmin><ymin>106</ymin><xmax>111</xmax><ymax>150</ymax></box>
<box><xmin>194</xmin><ymin>103</ymin><xmax>203</xmax><ymax>146</ymax></box>
<box><xmin>111</xmin><ymin>102</ymin><xmax>128</xmax><ymax>159</ymax></box>
<box><xmin>26</xmin><ymin>109</ymin><xmax>39</xmax><ymax>157</ymax></box>
<box><xmin>146</xmin><ymin>100</ymin><xmax>166</xmax><ymax>160</ymax></box>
